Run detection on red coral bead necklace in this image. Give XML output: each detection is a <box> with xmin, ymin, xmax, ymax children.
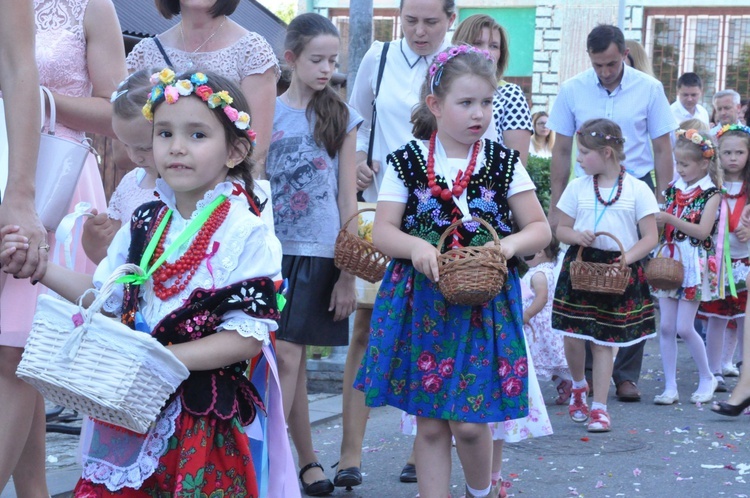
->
<box><xmin>426</xmin><ymin>131</ymin><xmax>481</xmax><ymax>201</ymax></box>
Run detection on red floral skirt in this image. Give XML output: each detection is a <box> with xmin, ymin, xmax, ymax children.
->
<box><xmin>73</xmin><ymin>412</ymin><xmax>258</xmax><ymax>497</ymax></box>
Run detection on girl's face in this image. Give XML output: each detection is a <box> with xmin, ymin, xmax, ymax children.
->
<box><xmin>471</xmin><ymin>27</ymin><xmax>501</xmax><ymax>65</ymax></box>
<box><xmin>152</xmin><ymin>96</ymin><xmax>244</xmax><ymax>212</ymax></box>
<box><xmin>719</xmin><ymin>135</ymin><xmax>750</xmax><ymax>182</ymax></box>
<box><xmin>428</xmin><ymin>74</ymin><xmax>494</xmax><ymax>156</ymax></box>
<box><xmin>287</xmin><ymin>34</ymin><xmax>339</xmax><ymax>93</ymax></box>
<box><xmin>674</xmin><ymin>148</ymin><xmax>708</xmax><ymax>186</ymax></box>
<box><xmin>400</xmin><ymin>0</ymin><xmax>455</xmax><ymax>56</ymax></box>
<box><xmin>575</xmin><ymin>143</ymin><xmax>609</xmax><ymax>176</ymax></box>
<box><xmin>112</xmin><ymin>114</ymin><xmax>157</xmax><ymax>175</ymax></box>
<box><xmin>534</xmin><ymin>116</ymin><xmax>550</xmax><ymax>137</ymax></box>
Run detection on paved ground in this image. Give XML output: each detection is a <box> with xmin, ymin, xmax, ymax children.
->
<box><xmin>2</xmin><ymin>338</ymin><xmax>749</xmax><ymax>498</ymax></box>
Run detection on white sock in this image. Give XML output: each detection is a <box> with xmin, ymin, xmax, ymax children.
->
<box><xmin>572</xmin><ymin>378</ymin><xmax>587</xmax><ymax>389</ymax></box>
<box><xmin>466</xmin><ymin>484</ymin><xmax>492</xmax><ymax>497</ymax></box>
<box><xmin>591</xmin><ymin>401</ymin><xmax>607</xmax><ymax>412</ymax></box>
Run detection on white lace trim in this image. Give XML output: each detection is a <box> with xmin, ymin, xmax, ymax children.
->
<box><xmin>107</xmin><ymin>169</ymin><xmax>157</xmax><ymax>223</ymax></box>
<box><xmin>220</xmin><ymin>313</ymin><xmax>270</xmax><ymax>344</ymax></box>
<box><xmin>81</xmin><ymin>398</ymin><xmax>181</xmax><ymax>491</ymax></box>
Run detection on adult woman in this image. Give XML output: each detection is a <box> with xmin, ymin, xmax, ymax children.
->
<box><xmin>452</xmin><ymin>14</ymin><xmax>532</xmax><ymax>165</ymax></box>
<box><xmin>530</xmin><ymin>111</ymin><xmax>555</xmax><ymax>158</ymax></box>
<box><xmin>337</xmin><ymin>0</ymin><xmax>456</xmax><ymax>490</ymax></box>
<box><xmin>625</xmin><ymin>39</ymin><xmax>655</xmax><ymax>78</ymax></box>
<box><xmin>0</xmin><ymin>0</ymin><xmax>125</xmax><ymax>493</ymax></box>
<box><xmin>126</xmin><ymin>0</ymin><xmax>278</xmax><ymax>174</ymax></box>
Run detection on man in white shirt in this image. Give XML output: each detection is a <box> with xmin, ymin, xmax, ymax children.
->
<box><xmin>710</xmin><ymin>89</ymin><xmax>742</xmax><ymax>135</ymax></box>
<box><xmin>670</xmin><ymin>72</ymin><xmax>710</xmax><ymax>126</ymax></box>
<box><xmin>548</xmin><ymin>24</ymin><xmax>676</xmax><ymax>402</ymax></box>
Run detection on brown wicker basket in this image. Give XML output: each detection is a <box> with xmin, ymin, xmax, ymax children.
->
<box><xmin>569</xmin><ymin>231</ymin><xmax>632</xmax><ymax>295</ymax></box>
<box><xmin>437</xmin><ymin>217</ymin><xmax>507</xmax><ymax>306</ymax></box>
<box><xmin>645</xmin><ymin>242</ymin><xmax>684</xmax><ymax>290</ymax></box>
<box><xmin>334</xmin><ymin>208</ymin><xmax>391</xmax><ymax>283</ymax></box>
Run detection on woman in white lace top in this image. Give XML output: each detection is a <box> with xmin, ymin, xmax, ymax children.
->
<box><xmin>126</xmin><ymin>0</ymin><xmax>279</xmax><ymax>175</ymax></box>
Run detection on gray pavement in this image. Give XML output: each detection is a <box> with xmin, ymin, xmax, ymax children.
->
<box><xmin>3</xmin><ymin>338</ymin><xmax>749</xmax><ymax>497</ymax></box>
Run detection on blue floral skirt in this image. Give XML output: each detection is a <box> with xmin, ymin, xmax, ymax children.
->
<box><xmin>354</xmin><ymin>260</ymin><xmax>529</xmax><ymax>423</ymax></box>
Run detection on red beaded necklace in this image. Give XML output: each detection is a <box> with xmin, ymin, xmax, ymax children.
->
<box><xmin>724</xmin><ymin>181</ymin><xmax>746</xmax><ymax>200</ymax></box>
<box><xmin>150</xmin><ymin>199</ymin><xmax>231</xmax><ymax>300</ymax></box>
<box><xmin>593</xmin><ymin>166</ymin><xmax>625</xmax><ymax>206</ymax></box>
<box><xmin>426</xmin><ymin>131</ymin><xmax>482</xmax><ymax>201</ymax></box>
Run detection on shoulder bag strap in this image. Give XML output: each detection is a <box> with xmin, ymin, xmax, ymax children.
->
<box><xmin>366</xmin><ymin>41</ymin><xmax>390</xmax><ymax>168</ymax></box>
<box><xmin>153</xmin><ymin>37</ymin><xmax>175</xmax><ymax>69</ymax></box>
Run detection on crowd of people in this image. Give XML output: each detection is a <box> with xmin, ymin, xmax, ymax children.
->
<box><xmin>0</xmin><ymin>0</ymin><xmax>749</xmax><ymax>497</ymax></box>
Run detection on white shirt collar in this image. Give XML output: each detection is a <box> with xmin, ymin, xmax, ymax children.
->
<box><xmin>155</xmin><ymin>178</ymin><xmax>241</xmax><ymax>219</ymax></box>
<box><xmin>398</xmin><ymin>38</ymin><xmax>446</xmax><ymax>68</ymax></box>
<box><xmin>673</xmin><ymin>174</ymin><xmax>714</xmax><ymax>193</ymax></box>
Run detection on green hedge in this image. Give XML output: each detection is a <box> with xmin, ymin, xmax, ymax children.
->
<box><xmin>525</xmin><ymin>155</ymin><xmax>551</xmax><ymax>215</ymax></box>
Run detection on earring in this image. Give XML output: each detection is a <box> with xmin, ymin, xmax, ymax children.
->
<box><xmin>227</xmin><ymin>160</ymin><xmax>235</xmax><ymax>169</ymax></box>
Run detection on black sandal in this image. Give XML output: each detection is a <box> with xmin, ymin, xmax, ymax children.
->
<box><xmin>299</xmin><ymin>462</ymin><xmax>334</xmax><ymax>496</ymax></box>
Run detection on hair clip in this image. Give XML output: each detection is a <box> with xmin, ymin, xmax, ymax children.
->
<box><xmin>576</xmin><ymin>130</ymin><xmax>626</xmax><ymax>144</ymax></box>
<box><xmin>716</xmin><ymin>123</ymin><xmax>750</xmax><ymax>140</ymax></box>
<box><xmin>110</xmin><ymin>89</ymin><xmax>128</xmax><ymax>103</ymax></box>
<box><xmin>428</xmin><ymin>45</ymin><xmax>494</xmax><ymax>93</ymax></box>
<box><xmin>676</xmin><ymin>129</ymin><xmax>714</xmax><ymax>158</ymax></box>
<box><xmin>143</xmin><ymin>68</ymin><xmax>256</xmax><ymax>144</ymax></box>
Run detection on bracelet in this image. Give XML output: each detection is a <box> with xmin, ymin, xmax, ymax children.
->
<box><xmin>657</xmin><ymin>203</ymin><xmax>666</xmax><ymax>210</ymax></box>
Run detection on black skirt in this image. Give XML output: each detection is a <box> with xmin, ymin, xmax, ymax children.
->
<box><xmin>276</xmin><ymin>255</ymin><xmax>349</xmax><ymax>346</ymax></box>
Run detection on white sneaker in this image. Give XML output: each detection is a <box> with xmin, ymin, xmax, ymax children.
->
<box><xmin>723</xmin><ymin>364</ymin><xmax>740</xmax><ymax>377</ymax></box>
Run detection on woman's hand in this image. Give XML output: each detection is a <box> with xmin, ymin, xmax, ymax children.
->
<box><xmin>576</xmin><ymin>229</ymin><xmax>596</xmax><ymax>247</ymax></box>
<box><xmin>356</xmin><ymin>158</ymin><xmax>379</xmax><ymax>192</ymax></box>
<box><xmin>329</xmin><ymin>273</ymin><xmax>357</xmax><ymax>321</ymax></box>
<box><xmin>411</xmin><ymin>239</ymin><xmax>440</xmax><ymax>282</ymax></box>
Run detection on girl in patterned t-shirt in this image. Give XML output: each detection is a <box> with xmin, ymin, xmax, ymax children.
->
<box><xmin>356</xmin><ymin>45</ymin><xmax>550</xmax><ymax>498</ymax></box>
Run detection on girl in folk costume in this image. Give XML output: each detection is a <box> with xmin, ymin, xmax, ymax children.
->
<box><xmin>652</xmin><ymin>129</ymin><xmax>722</xmax><ymax>405</ymax></box>
<box><xmin>552</xmin><ymin>119</ymin><xmax>659</xmax><ymax>432</ymax></box>
<box><xmin>699</xmin><ymin>124</ymin><xmax>750</xmax><ymax>392</ymax></box>
<box><xmin>355</xmin><ymin>46</ymin><xmax>550</xmax><ymax>498</ymax></box>
<box><xmin>2</xmin><ymin>70</ymin><xmax>298</xmax><ymax>496</ymax></box>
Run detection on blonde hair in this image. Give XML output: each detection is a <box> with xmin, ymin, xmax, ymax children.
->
<box><xmin>625</xmin><ymin>40</ymin><xmax>654</xmax><ymax>78</ymax></box>
<box><xmin>576</xmin><ymin>118</ymin><xmax>626</xmax><ymax>163</ymax></box>
<box><xmin>679</xmin><ymin>118</ymin><xmax>709</xmax><ymax>133</ymax></box>
<box><xmin>675</xmin><ymin>130</ymin><xmax>722</xmax><ymax>188</ymax></box>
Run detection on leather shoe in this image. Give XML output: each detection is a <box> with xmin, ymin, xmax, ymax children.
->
<box><xmin>299</xmin><ymin>462</ymin><xmax>334</xmax><ymax>496</ymax></box>
<box><xmin>615</xmin><ymin>380</ymin><xmax>641</xmax><ymax>401</ymax></box>
<box><xmin>400</xmin><ymin>462</ymin><xmax>417</xmax><ymax>483</ymax></box>
<box><xmin>333</xmin><ymin>465</ymin><xmax>362</xmax><ymax>490</ymax></box>
<box><xmin>711</xmin><ymin>395</ymin><xmax>750</xmax><ymax>417</ymax></box>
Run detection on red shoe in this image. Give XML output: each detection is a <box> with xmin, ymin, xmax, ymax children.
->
<box><xmin>569</xmin><ymin>385</ymin><xmax>589</xmax><ymax>422</ymax></box>
<box><xmin>587</xmin><ymin>408</ymin><xmax>611</xmax><ymax>432</ymax></box>
<box><xmin>555</xmin><ymin>379</ymin><xmax>573</xmax><ymax>405</ymax></box>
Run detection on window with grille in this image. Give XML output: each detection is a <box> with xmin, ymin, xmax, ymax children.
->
<box><xmin>645</xmin><ymin>8</ymin><xmax>750</xmax><ymax>111</ymax></box>
<box><xmin>331</xmin><ymin>10</ymin><xmax>400</xmax><ymax>74</ymax></box>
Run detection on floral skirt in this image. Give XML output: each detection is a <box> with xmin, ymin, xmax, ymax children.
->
<box><xmin>73</xmin><ymin>413</ymin><xmax>258</xmax><ymax>497</ymax></box>
<box><xmin>552</xmin><ymin>246</ymin><xmax>656</xmax><ymax>347</ymax></box>
<box><xmin>354</xmin><ymin>260</ymin><xmax>529</xmax><ymax>423</ymax></box>
<box><xmin>698</xmin><ymin>257</ymin><xmax>750</xmax><ymax>319</ymax></box>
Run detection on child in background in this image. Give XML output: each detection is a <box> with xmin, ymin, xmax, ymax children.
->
<box><xmin>82</xmin><ymin>70</ymin><xmax>159</xmax><ymax>264</ymax></box>
<box><xmin>356</xmin><ymin>45</ymin><xmax>550</xmax><ymax>498</ymax></box>
<box><xmin>553</xmin><ymin>119</ymin><xmax>659</xmax><ymax>432</ymax></box>
<box><xmin>522</xmin><ymin>237</ymin><xmax>571</xmax><ymax>403</ymax></box>
<box><xmin>2</xmin><ymin>69</ymin><xmax>297</xmax><ymax>496</ymax></box>
<box><xmin>699</xmin><ymin>124</ymin><xmax>750</xmax><ymax>391</ymax></box>
<box><xmin>652</xmin><ymin>128</ymin><xmax>722</xmax><ymax>405</ymax></box>
<box><xmin>265</xmin><ymin>13</ymin><xmax>360</xmax><ymax>495</ymax></box>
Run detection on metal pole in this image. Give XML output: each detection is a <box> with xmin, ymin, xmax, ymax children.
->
<box><xmin>347</xmin><ymin>0</ymin><xmax>374</xmax><ymax>99</ymax></box>
<box><xmin>618</xmin><ymin>0</ymin><xmax>625</xmax><ymax>30</ymax></box>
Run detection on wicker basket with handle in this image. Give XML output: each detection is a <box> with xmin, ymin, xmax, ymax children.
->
<box><xmin>437</xmin><ymin>217</ymin><xmax>507</xmax><ymax>306</ymax></box>
<box><xmin>334</xmin><ymin>208</ymin><xmax>391</xmax><ymax>283</ymax></box>
<box><xmin>645</xmin><ymin>242</ymin><xmax>684</xmax><ymax>290</ymax></box>
<box><xmin>16</xmin><ymin>264</ymin><xmax>190</xmax><ymax>434</ymax></box>
<box><xmin>569</xmin><ymin>231</ymin><xmax>632</xmax><ymax>295</ymax></box>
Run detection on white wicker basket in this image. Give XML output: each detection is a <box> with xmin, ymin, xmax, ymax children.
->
<box><xmin>16</xmin><ymin>264</ymin><xmax>190</xmax><ymax>434</ymax></box>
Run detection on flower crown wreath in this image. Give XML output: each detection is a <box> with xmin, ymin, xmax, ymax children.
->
<box><xmin>716</xmin><ymin>123</ymin><xmax>750</xmax><ymax>140</ymax></box>
<box><xmin>676</xmin><ymin>128</ymin><xmax>714</xmax><ymax>158</ymax></box>
<box><xmin>576</xmin><ymin>130</ymin><xmax>626</xmax><ymax>144</ymax></box>
<box><xmin>142</xmin><ymin>68</ymin><xmax>257</xmax><ymax>146</ymax></box>
<box><xmin>428</xmin><ymin>45</ymin><xmax>494</xmax><ymax>93</ymax></box>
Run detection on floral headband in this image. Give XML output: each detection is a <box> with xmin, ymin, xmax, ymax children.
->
<box><xmin>428</xmin><ymin>45</ymin><xmax>494</xmax><ymax>93</ymax></box>
<box><xmin>676</xmin><ymin>128</ymin><xmax>715</xmax><ymax>158</ymax></box>
<box><xmin>716</xmin><ymin>123</ymin><xmax>750</xmax><ymax>140</ymax></box>
<box><xmin>142</xmin><ymin>68</ymin><xmax>257</xmax><ymax>146</ymax></box>
<box><xmin>576</xmin><ymin>130</ymin><xmax>626</xmax><ymax>144</ymax></box>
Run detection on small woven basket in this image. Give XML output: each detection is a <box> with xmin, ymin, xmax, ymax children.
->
<box><xmin>16</xmin><ymin>264</ymin><xmax>189</xmax><ymax>434</ymax></box>
<box><xmin>437</xmin><ymin>217</ymin><xmax>507</xmax><ymax>306</ymax></box>
<box><xmin>645</xmin><ymin>242</ymin><xmax>684</xmax><ymax>290</ymax></box>
<box><xmin>334</xmin><ymin>208</ymin><xmax>391</xmax><ymax>283</ymax></box>
<box><xmin>569</xmin><ymin>231</ymin><xmax>632</xmax><ymax>295</ymax></box>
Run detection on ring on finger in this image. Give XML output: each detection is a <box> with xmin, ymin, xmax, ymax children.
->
<box><xmin>39</xmin><ymin>243</ymin><xmax>51</xmax><ymax>251</ymax></box>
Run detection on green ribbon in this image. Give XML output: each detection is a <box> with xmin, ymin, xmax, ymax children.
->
<box><xmin>117</xmin><ymin>195</ymin><xmax>227</xmax><ymax>286</ymax></box>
